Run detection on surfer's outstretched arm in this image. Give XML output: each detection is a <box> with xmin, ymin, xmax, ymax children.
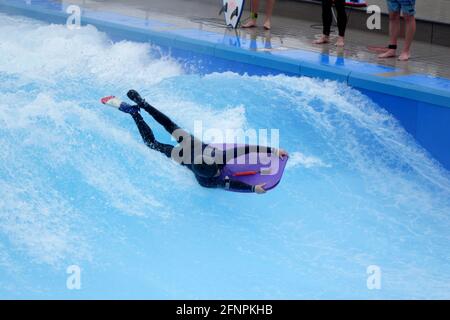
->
<box><xmin>196</xmin><ymin>175</ymin><xmax>255</xmax><ymax>192</ymax></box>
<box><xmin>196</xmin><ymin>176</ymin><xmax>266</xmax><ymax>193</ymax></box>
<box><xmin>131</xmin><ymin>113</ymin><xmax>174</xmax><ymax>159</ymax></box>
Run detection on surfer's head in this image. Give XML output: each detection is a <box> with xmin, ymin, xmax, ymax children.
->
<box><xmin>192</xmin><ymin>155</ymin><xmax>219</xmax><ymax>179</ymax></box>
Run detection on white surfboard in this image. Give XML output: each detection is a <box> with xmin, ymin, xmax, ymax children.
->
<box><xmin>220</xmin><ymin>0</ymin><xmax>245</xmax><ymax>29</ymax></box>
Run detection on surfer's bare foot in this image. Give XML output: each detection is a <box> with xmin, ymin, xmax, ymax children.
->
<box><xmin>263</xmin><ymin>19</ymin><xmax>271</xmax><ymax>30</ymax></box>
<box><xmin>242</xmin><ymin>19</ymin><xmax>257</xmax><ymax>28</ymax></box>
<box><xmin>378</xmin><ymin>49</ymin><xmax>396</xmax><ymax>59</ymax></box>
<box><xmin>313</xmin><ymin>35</ymin><xmax>329</xmax><ymax>45</ymax></box>
<box><xmin>398</xmin><ymin>51</ymin><xmax>410</xmax><ymax>61</ymax></box>
<box><xmin>336</xmin><ymin>36</ymin><xmax>345</xmax><ymax>47</ymax></box>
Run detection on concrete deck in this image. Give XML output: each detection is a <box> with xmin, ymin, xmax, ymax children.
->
<box><xmin>58</xmin><ymin>0</ymin><xmax>450</xmax><ymax>80</ymax></box>
<box><xmin>366</xmin><ymin>0</ymin><xmax>450</xmax><ymax>24</ymax></box>
<box><xmin>279</xmin><ymin>1</ymin><xmax>450</xmax><ymax>46</ymax></box>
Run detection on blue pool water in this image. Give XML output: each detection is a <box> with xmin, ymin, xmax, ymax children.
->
<box><xmin>1</xmin><ymin>13</ymin><xmax>450</xmax><ymax>299</ymax></box>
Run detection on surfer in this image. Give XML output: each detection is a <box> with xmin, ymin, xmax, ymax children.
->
<box><xmin>101</xmin><ymin>90</ymin><xmax>288</xmax><ymax>194</ymax></box>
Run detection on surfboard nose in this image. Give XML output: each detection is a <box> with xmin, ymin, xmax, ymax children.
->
<box><xmin>221</xmin><ymin>0</ymin><xmax>244</xmax><ymax>29</ymax></box>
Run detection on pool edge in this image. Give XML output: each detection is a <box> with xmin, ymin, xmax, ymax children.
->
<box><xmin>1</xmin><ymin>0</ymin><xmax>449</xmax><ymax>110</ymax></box>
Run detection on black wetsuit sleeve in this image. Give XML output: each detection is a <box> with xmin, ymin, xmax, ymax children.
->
<box><xmin>196</xmin><ymin>176</ymin><xmax>255</xmax><ymax>192</ymax></box>
<box><xmin>227</xmin><ymin>179</ymin><xmax>255</xmax><ymax>192</ymax></box>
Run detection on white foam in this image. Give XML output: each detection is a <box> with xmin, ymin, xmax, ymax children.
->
<box><xmin>0</xmin><ymin>15</ymin><xmax>183</xmax><ymax>89</ymax></box>
<box><xmin>0</xmin><ymin>14</ymin><xmax>186</xmax><ymax>267</ymax></box>
<box><xmin>0</xmin><ymin>15</ymin><xmax>249</xmax><ymax>269</ymax></box>
<box><xmin>0</xmin><ymin>177</ymin><xmax>92</xmax><ymax>268</ymax></box>
<box><xmin>287</xmin><ymin>152</ymin><xmax>331</xmax><ymax>169</ymax></box>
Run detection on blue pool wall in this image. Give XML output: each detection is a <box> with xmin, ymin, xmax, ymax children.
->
<box><xmin>1</xmin><ymin>0</ymin><xmax>449</xmax><ymax>170</ymax></box>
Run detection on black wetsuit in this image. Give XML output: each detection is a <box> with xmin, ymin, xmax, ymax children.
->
<box><xmin>131</xmin><ymin>100</ymin><xmax>273</xmax><ymax>192</ymax></box>
<box><xmin>322</xmin><ymin>0</ymin><xmax>348</xmax><ymax>37</ymax></box>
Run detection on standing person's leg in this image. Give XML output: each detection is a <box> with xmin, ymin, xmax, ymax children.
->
<box><xmin>263</xmin><ymin>0</ymin><xmax>275</xmax><ymax>30</ymax></box>
<box><xmin>398</xmin><ymin>0</ymin><xmax>416</xmax><ymax>61</ymax></box>
<box><xmin>242</xmin><ymin>0</ymin><xmax>260</xmax><ymax>28</ymax></box>
<box><xmin>313</xmin><ymin>0</ymin><xmax>332</xmax><ymax>44</ymax></box>
<box><xmin>334</xmin><ymin>0</ymin><xmax>348</xmax><ymax>47</ymax></box>
<box><xmin>379</xmin><ymin>0</ymin><xmax>401</xmax><ymax>58</ymax></box>
<box><xmin>398</xmin><ymin>14</ymin><xmax>415</xmax><ymax>61</ymax></box>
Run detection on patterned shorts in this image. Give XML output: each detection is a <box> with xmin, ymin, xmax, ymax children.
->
<box><xmin>387</xmin><ymin>0</ymin><xmax>416</xmax><ymax>15</ymax></box>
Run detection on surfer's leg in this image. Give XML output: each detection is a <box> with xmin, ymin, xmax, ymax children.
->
<box><xmin>143</xmin><ymin>104</ymin><xmax>179</xmax><ymax>134</ymax></box>
<box><xmin>127</xmin><ymin>90</ymin><xmax>204</xmax><ymax>149</ymax></box>
<box><xmin>140</xmin><ymin>103</ymin><xmax>202</xmax><ymax>146</ymax></box>
<box><xmin>131</xmin><ymin>113</ymin><xmax>174</xmax><ymax>158</ymax></box>
<box><xmin>101</xmin><ymin>96</ymin><xmax>140</xmax><ymax>115</ymax></box>
<box><xmin>127</xmin><ymin>90</ymin><xmax>180</xmax><ymax>134</ymax></box>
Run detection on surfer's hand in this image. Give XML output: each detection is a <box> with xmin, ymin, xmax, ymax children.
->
<box><xmin>254</xmin><ymin>183</ymin><xmax>267</xmax><ymax>194</ymax></box>
<box><xmin>276</xmin><ymin>148</ymin><xmax>289</xmax><ymax>159</ymax></box>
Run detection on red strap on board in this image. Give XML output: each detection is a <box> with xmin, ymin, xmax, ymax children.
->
<box><xmin>233</xmin><ymin>171</ymin><xmax>258</xmax><ymax>177</ymax></box>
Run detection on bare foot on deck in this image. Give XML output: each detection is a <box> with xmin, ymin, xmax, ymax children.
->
<box><xmin>263</xmin><ymin>19</ymin><xmax>271</xmax><ymax>30</ymax></box>
<box><xmin>398</xmin><ymin>51</ymin><xmax>410</xmax><ymax>61</ymax></box>
<box><xmin>336</xmin><ymin>36</ymin><xmax>345</xmax><ymax>47</ymax></box>
<box><xmin>242</xmin><ymin>19</ymin><xmax>257</xmax><ymax>28</ymax></box>
<box><xmin>378</xmin><ymin>49</ymin><xmax>396</xmax><ymax>59</ymax></box>
<box><xmin>313</xmin><ymin>35</ymin><xmax>329</xmax><ymax>45</ymax></box>
<box><xmin>368</xmin><ymin>46</ymin><xmax>390</xmax><ymax>54</ymax></box>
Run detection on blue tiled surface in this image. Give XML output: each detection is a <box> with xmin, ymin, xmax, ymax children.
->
<box><xmin>271</xmin><ymin>49</ymin><xmax>396</xmax><ymax>75</ymax></box>
<box><xmin>416</xmin><ymin>101</ymin><xmax>450</xmax><ymax>168</ymax></box>
<box><xmin>1</xmin><ymin>0</ymin><xmax>449</xmax><ymax>169</ymax></box>
<box><xmin>392</xmin><ymin>74</ymin><xmax>450</xmax><ymax>91</ymax></box>
<box><xmin>361</xmin><ymin>90</ymin><xmax>419</xmax><ymax>137</ymax></box>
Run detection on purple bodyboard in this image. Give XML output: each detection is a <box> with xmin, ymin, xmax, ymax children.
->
<box><xmin>210</xmin><ymin>144</ymin><xmax>288</xmax><ymax>192</ymax></box>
